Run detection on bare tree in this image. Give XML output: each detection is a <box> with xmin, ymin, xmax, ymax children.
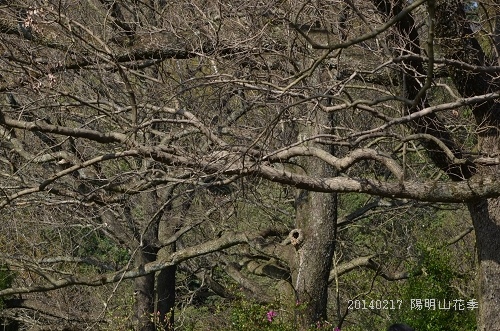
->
<box><xmin>0</xmin><ymin>1</ymin><xmax>499</xmax><ymax>330</ymax></box>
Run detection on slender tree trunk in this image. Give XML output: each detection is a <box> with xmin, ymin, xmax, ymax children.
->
<box><xmin>293</xmin><ymin>109</ymin><xmax>337</xmax><ymax>330</ymax></box>
<box><xmin>156</xmin><ymin>265</ymin><xmax>176</xmax><ymax>331</ymax></box>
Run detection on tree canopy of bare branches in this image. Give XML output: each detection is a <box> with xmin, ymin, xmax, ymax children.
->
<box><xmin>0</xmin><ymin>1</ymin><xmax>499</xmax><ymax>330</ymax></box>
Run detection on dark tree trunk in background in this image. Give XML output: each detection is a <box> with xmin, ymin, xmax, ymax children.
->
<box><xmin>466</xmin><ymin>117</ymin><xmax>500</xmax><ymax>330</ymax></box>
<box><xmin>156</xmin><ymin>188</ymin><xmax>191</xmax><ymax>331</ymax></box>
<box><xmin>133</xmin><ymin>191</ymin><xmax>163</xmax><ymax>331</ymax></box>
<box><xmin>133</xmin><ymin>248</ymin><xmax>157</xmax><ymax>331</ymax></box>
<box><xmin>157</xmin><ymin>245</ymin><xmax>176</xmax><ymax>330</ymax></box>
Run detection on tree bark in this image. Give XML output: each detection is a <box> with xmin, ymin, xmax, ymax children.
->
<box><xmin>133</xmin><ymin>248</ymin><xmax>157</xmax><ymax>331</ymax></box>
<box><xmin>133</xmin><ymin>191</ymin><xmax>162</xmax><ymax>331</ymax></box>
<box><xmin>156</xmin><ymin>256</ymin><xmax>176</xmax><ymax>330</ymax></box>
<box><xmin>468</xmin><ymin>197</ymin><xmax>500</xmax><ymax>330</ymax></box>
<box><xmin>157</xmin><ymin>217</ymin><xmax>176</xmax><ymax>331</ymax></box>
<box><xmin>293</xmin><ymin>109</ymin><xmax>337</xmax><ymax>330</ymax></box>
<box><xmin>156</xmin><ymin>188</ymin><xmax>192</xmax><ymax>331</ymax></box>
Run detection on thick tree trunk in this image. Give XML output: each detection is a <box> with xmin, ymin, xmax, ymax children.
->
<box><xmin>293</xmin><ymin>110</ymin><xmax>337</xmax><ymax>330</ymax></box>
<box><xmin>156</xmin><ymin>263</ymin><xmax>176</xmax><ymax>331</ymax></box>
<box><xmin>133</xmin><ymin>191</ymin><xmax>162</xmax><ymax>331</ymax></box>
<box><xmin>468</xmin><ymin>132</ymin><xmax>500</xmax><ymax>330</ymax></box>
<box><xmin>133</xmin><ymin>248</ymin><xmax>157</xmax><ymax>331</ymax></box>
<box><xmin>157</xmin><ymin>239</ymin><xmax>176</xmax><ymax>330</ymax></box>
<box><xmin>468</xmin><ymin>198</ymin><xmax>500</xmax><ymax>330</ymax></box>
<box><xmin>294</xmin><ymin>190</ymin><xmax>336</xmax><ymax>329</ymax></box>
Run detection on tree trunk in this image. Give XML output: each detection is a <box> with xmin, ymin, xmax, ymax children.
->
<box><xmin>468</xmin><ymin>198</ymin><xmax>500</xmax><ymax>330</ymax></box>
<box><xmin>133</xmin><ymin>191</ymin><xmax>162</xmax><ymax>331</ymax></box>
<box><xmin>156</xmin><ymin>263</ymin><xmax>176</xmax><ymax>331</ymax></box>
<box><xmin>157</xmin><ymin>242</ymin><xmax>176</xmax><ymax>330</ymax></box>
<box><xmin>293</xmin><ymin>109</ymin><xmax>337</xmax><ymax>330</ymax></box>
<box><xmin>133</xmin><ymin>248</ymin><xmax>157</xmax><ymax>331</ymax></box>
<box><xmin>156</xmin><ymin>188</ymin><xmax>191</xmax><ymax>331</ymax></box>
<box><xmin>467</xmin><ymin>131</ymin><xmax>500</xmax><ymax>330</ymax></box>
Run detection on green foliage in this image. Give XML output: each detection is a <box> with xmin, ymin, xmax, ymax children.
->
<box><xmin>101</xmin><ymin>286</ymin><xmax>135</xmax><ymax>331</ymax></box>
<box><xmin>0</xmin><ymin>265</ymin><xmax>14</xmax><ymax>308</ymax></box>
<box><xmin>178</xmin><ymin>298</ymin><xmax>287</xmax><ymax>331</ymax></box>
<box><xmin>333</xmin><ymin>205</ymin><xmax>476</xmax><ymax>331</ymax></box>
<box><xmin>339</xmin><ymin>193</ymin><xmax>369</xmax><ymax>214</ymax></box>
<box><xmin>76</xmin><ymin>230</ymin><xmax>130</xmax><ymax>267</ymax></box>
<box><xmin>179</xmin><ymin>295</ymin><xmax>344</xmax><ymax>331</ymax></box>
<box><xmin>0</xmin><ymin>266</ymin><xmax>13</xmax><ymax>290</ymax></box>
<box><xmin>392</xmin><ymin>246</ymin><xmax>476</xmax><ymax>331</ymax></box>
<box><xmin>227</xmin><ymin>300</ymin><xmax>292</xmax><ymax>331</ymax></box>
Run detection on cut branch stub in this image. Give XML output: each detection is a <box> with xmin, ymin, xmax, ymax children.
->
<box><xmin>289</xmin><ymin>229</ymin><xmax>304</xmax><ymax>248</ymax></box>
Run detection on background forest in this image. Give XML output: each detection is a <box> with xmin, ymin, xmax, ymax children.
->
<box><xmin>0</xmin><ymin>0</ymin><xmax>498</xmax><ymax>330</ymax></box>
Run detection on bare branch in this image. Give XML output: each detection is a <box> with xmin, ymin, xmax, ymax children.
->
<box><xmin>0</xmin><ymin>231</ymin><xmax>253</xmax><ymax>296</ymax></box>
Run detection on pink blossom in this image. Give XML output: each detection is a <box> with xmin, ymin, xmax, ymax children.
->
<box><xmin>266</xmin><ymin>310</ymin><xmax>277</xmax><ymax>322</ymax></box>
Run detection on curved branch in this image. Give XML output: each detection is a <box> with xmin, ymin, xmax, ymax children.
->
<box><xmin>337</xmin><ymin>198</ymin><xmax>409</xmax><ymax>227</ymax></box>
<box><xmin>265</xmin><ymin>147</ymin><xmax>404</xmax><ymax>179</ymax></box>
<box><xmin>332</xmin><ymin>91</ymin><xmax>500</xmax><ymax>139</ymax></box>
<box><xmin>1</xmin><ymin>144</ymin><xmax>500</xmax><ymax>207</ymax></box>
<box><xmin>329</xmin><ymin>255</ymin><xmax>420</xmax><ymax>282</ymax></box>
